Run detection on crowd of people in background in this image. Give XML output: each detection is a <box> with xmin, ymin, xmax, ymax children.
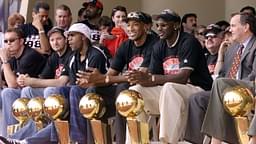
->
<box><xmin>0</xmin><ymin>0</ymin><xmax>255</xmax><ymax>144</ymax></box>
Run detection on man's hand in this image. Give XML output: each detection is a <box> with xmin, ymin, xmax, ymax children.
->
<box><xmin>0</xmin><ymin>48</ymin><xmax>10</xmax><ymax>63</ymax></box>
<box><xmin>17</xmin><ymin>74</ymin><xmax>29</xmax><ymax>87</ymax></box>
<box><xmin>32</xmin><ymin>14</ymin><xmax>44</xmax><ymax>31</ymax></box>
<box><xmin>76</xmin><ymin>68</ymin><xmax>105</xmax><ymax>87</ymax></box>
<box><xmin>125</xmin><ymin>70</ymin><xmax>152</xmax><ymax>86</ymax></box>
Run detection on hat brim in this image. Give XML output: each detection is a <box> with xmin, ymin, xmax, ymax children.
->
<box><xmin>152</xmin><ymin>14</ymin><xmax>180</xmax><ymax>22</ymax></box>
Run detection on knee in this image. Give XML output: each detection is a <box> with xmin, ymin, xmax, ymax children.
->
<box><xmin>1</xmin><ymin>88</ymin><xmax>16</xmax><ymax>100</ymax></box>
<box><xmin>44</xmin><ymin>87</ymin><xmax>58</xmax><ymax>98</ymax></box>
<box><xmin>129</xmin><ymin>84</ymin><xmax>143</xmax><ymax>93</ymax></box>
<box><xmin>20</xmin><ymin>86</ymin><xmax>32</xmax><ymax>98</ymax></box>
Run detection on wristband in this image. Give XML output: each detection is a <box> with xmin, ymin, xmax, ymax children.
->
<box><xmin>39</xmin><ymin>30</ymin><xmax>45</xmax><ymax>34</ymax></box>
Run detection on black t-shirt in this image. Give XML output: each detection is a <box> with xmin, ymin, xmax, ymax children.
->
<box><xmin>40</xmin><ymin>47</ymin><xmax>73</xmax><ymax>79</ymax></box>
<box><xmin>149</xmin><ymin>32</ymin><xmax>213</xmax><ymax>90</ymax></box>
<box><xmin>20</xmin><ymin>23</ymin><xmax>52</xmax><ymax>49</ymax></box>
<box><xmin>61</xmin><ymin>46</ymin><xmax>109</xmax><ymax>85</ymax></box>
<box><xmin>79</xmin><ymin>20</ymin><xmax>101</xmax><ymax>43</ymax></box>
<box><xmin>205</xmin><ymin>53</ymin><xmax>218</xmax><ymax>75</ymax></box>
<box><xmin>111</xmin><ymin>34</ymin><xmax>158</xmax><ymax>72</ymax></box>
<box><xmin>8</xmin><ymin>46</ymin><xmax>46</xmax><ymax>78</ymax></box>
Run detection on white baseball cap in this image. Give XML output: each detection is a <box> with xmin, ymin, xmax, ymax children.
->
<box><xmin>64</xmin><ymin>23</ymin><xmax>91</xmax><ymax>41</ymax></box>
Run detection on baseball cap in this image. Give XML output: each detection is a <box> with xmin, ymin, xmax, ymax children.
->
<box><xmin>204</xmin><ymin>24</ymin><xmax>222</xmax><ymax>37</ymax></box>
<box><xmin>83</xmin><ymin>0</ymin><xmax>103</xmax><ymax>10</ymax></box>
<box><xmin>47</xmin><ymin>26</ymin><xmax>65</xmax><ymax>37</ymax></box>
<box><xmin>152</xmin><ymin>9</ymin><xmax>181</xmax><ymax>22</ymax></box>
<box><xmin>64</xmin><ymin>23</ymin><xmax>91</xmax><ymax>41</ymax></box>
<box><xmin>126</xmin><ymin>11</ymin><xmax>147</xmax><ymax>23</ymax></box>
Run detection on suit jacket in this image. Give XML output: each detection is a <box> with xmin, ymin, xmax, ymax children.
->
<box><xmin>219</xmin><ymin>35</ymin><xmax>256</xmax><ymax>81</ymax></box>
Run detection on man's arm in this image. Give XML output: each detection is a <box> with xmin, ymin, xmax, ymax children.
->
<box><xmin>2</xmin><ymin>63</ymin><xmax>18</xmax><ymax>88</ymax></box>
<box><xmin>0</xmin><ymin>48</ymin><xmax>18</xmax><ymax>88</ymax></box>
<box><xmin>20</xmin><ymin>75</ymin><xmax>69</xmax><ymax>88</ymax></box>
<box><xmin>76</xmin><ymin>68</ymin><xmax>128</xmax><ymax>87</ymax></box>
<box><xmin>127</xmin><ymin>69</ymin><xmax>192</xmax><ymax>87</ymax></box>
<box><xmin>32</xmin><ymin>14</ymin><xmax>51</xmax><ymax>55</ymax></box>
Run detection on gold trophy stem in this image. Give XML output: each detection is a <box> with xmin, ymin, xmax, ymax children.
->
<box><xmin>127</xmin><ymin>118</ymin><xmax>149</xmax><ymax>144</ymax></box>
<box><xmin>234</xmin><ymin>117</ymin><xmax>249</xmax><ymax>144</ymax></box>
<box><xmin>90</xmin><ymin>119</ymin><xmax>111</xmax><ymax>144</ymax></box>
<box><xmin>54</xmin><ymin>120</ymin><xmax>70</xmax><ymax>144</ymax></box>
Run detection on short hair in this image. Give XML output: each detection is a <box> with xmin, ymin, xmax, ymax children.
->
<box><xmin>111</xmin><ymin>5</ymin><xmax>127</xmax><ymax>17</ymax></box>
<box><xmin>98</xmin><ymin>16</ymin><xmax>114</xmax><ymax>32</ymax></box>
<box><xmin>6</xmin><ymin>28</ymin><xmax>25</xmax><ymax>38</ymax></box>
<box><xmin>240</xmin><ymin>6</ymin><xmax>256</xmax><ymax>16</ymax></box>
<box><xmin>56</xmin><ymin>4</ymin><xmax>72</xmax><ymax>16</ymax></box>
<box><xmin>181</xmin><ymin>13</ymin><xmax>197</xmax><ymax>23</ymax></box>
<box><xmin>78</xmin><ymin>7</ymin><xmax>86</xmax><ymax>17</ymax></box>
<box><xmin>8</xmin><ymin>13</ymin><xmax>25</xmax><ymax>28</ymax></box>
<box><xmin>232</xmin><ymin>12</ymin><xmax>256</xmax><ymax>36</ymax></box>
<box><xmin>33</xmin><ymin>1</ymin><xmax>50</xmax><ymax>13</ymax></box>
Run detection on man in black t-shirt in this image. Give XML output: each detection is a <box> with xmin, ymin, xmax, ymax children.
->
<box><xmin>203</xmin><ymin>24</ymin><xmax>225</xmax><ymax>76</ymax></box>
<box><xmin>79</xmin><ymin>0</ymin><xmax>103</xmax><ymax>43</ymax></box>
<box><xmin>0</xmin><ymin>23</ymin><xmax>109</xmax><ymax>144</ymax></box>
<box><xmin>125</xmin><ymin>9</ymin><xmax>213</xmax><ymax>143</ymax></box>
<box><xmin>16</xmin><ymin>27</ymin><xmax>73</xmax><ymax>99</ymax></box>
<box><xmin>0</xmin><ymin>28</ymin><xmax>46</xmax><ymax>137</ymax></box>
<box><xmin>20</xmin><ymin>1</ymin><xmax>52</xmax><ymax>55</ymax></box>
<box><xmin>73</xmin><ymin>11</ymin><xmax>159</xmax><ymax>143</ymax></box>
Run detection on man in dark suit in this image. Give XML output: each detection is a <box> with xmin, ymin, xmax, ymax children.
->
<box><xmin>185</xmin><ymin>12</ymin><xmax>256</xmax><ymax>144</ymax></box>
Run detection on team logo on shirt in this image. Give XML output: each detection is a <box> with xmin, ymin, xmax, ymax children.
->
<box><xmin>163</xmin><ymin>57</ymin><xmax>180</xmax><ymax>74</ymax></box>
<box><xmin>55</xmin><ymin>64</ymin><xmax>64</xmax><ymax>78</ymax></box>
<box><xmin>128</xmin><ymin>56</ymin><xmax>143</xmax><ymax>70</ymax></box>
<box><xmin>25</xmin><ymin>35</ymin><xmax>41</xmax><ymax>49</ymax></box>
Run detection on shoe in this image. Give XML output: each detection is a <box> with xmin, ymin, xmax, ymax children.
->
<box><xmin>0</xmin><ymin>136</ymin><xmax>25</xmax><ymax>144</ymax></box>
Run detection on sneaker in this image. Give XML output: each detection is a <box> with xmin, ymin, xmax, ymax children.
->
<box><xmin>0</xmin><ymin>136</ymin><xmax>26</xmax><ymax>144</ymax></box>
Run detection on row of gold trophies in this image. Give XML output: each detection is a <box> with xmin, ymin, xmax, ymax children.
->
<box><xmin>8</xmin><ymin>90</ymin><xmax>148</xmax><ymax>144</ymax></box>
<box><xmin>8</xmin><ymin>86</ymin><xmax>256</xmax><ymax>144</ymax></box>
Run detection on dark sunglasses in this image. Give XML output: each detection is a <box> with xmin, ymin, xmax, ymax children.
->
<box><xmin>4</xmin><ymin>37</ymin><xmax>20</xmax><ymax>43</ymax></box>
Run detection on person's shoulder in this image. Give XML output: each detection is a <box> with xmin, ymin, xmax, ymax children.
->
<box><xmin>90</xmin><ymin>46</ymin><xmax>108</xmax><ymax>58</ymax></box>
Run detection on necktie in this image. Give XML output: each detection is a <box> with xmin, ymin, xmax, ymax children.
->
<box><xmin>228</xmin><ymin>45</ymin><xmax>244</xmax><ymax>79</ymax></box>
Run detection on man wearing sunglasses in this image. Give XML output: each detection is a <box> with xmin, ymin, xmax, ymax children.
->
<box><xmin>204</xmin><ymin>24</ymin><xmax>225</xmax><ymax>75</ymax></box>
<box><xmin>125</xmin><ymin>9</ymin><xmax>212</xmax><ymax>143</ymax></box>
<box><xmin>0</xmin><ymin>28</ymin><xmax>46</xmax><ymax>137</ymax></box>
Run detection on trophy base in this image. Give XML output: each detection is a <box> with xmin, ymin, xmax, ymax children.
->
<box><xmin>234</xmin><ymin>117</ymin><xmax>249</xmax><ymax>144</ymax></box>
<box><xmin>7</xmin><ymin>124</ymin><xmax>22</xmax><ymax>136</ymax></box>
<box><xmin>90</xmin><ymin>119</ymin><xmax>112</xmax><ymax>144</ymax></box>
<box><xmin>54</xmin><ymin>120</ymin><xmax>70</xmax><ymax>144</ymax></box>
<box><xmin>127</xmin><ymin>118</ymin><xmax>149</xmax><ymax>144</ymax></box>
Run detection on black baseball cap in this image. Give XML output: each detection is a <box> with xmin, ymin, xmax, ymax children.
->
<box><xmin>204</xmin><ymin>24</ymin><xmax>222</xmax><ymax>37</ymax></box>
<box><xmin>126</xmin><ymin>11</ymin><xmax>147</xmax><ymax>23</ymax></box>
<box><xmin>152</xmin><ymin>9</ymin><xmax>181</xmax><ymax>23</ymax></box>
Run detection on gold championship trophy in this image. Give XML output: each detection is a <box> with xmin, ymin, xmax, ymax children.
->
<box><xmin>7</xmin><ymin>98</ymin><xmax>30</xmax><ymax>136</ymax></box>
<box><xmin>43</xmin><ymin>94</ymin><xmax>69</xmax><ymax>144</ymax></box>
<box><xmin>27</xmin><ymin>97</ymin><xmax>48</xmax><ymax>130</ymax></box>
<box><xmin>223</xmin><ymin>86</ymin><xmax>254</xmax><ymax>144</ymax></box>
<box><xmin>79</xmin><ymin>93</ymin><xmax>111</xmax><ymax>144</ymax></box>
<box><xmin>116</xmin><ymin>90</ymin><xmax>149</xmax><ymax>144</ymax></box>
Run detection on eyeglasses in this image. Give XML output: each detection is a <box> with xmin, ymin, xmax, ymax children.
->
<box><xmin>4</xmin><ymin>37</ymin><xmax>20</xmax><ymax>43</ymax></box>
